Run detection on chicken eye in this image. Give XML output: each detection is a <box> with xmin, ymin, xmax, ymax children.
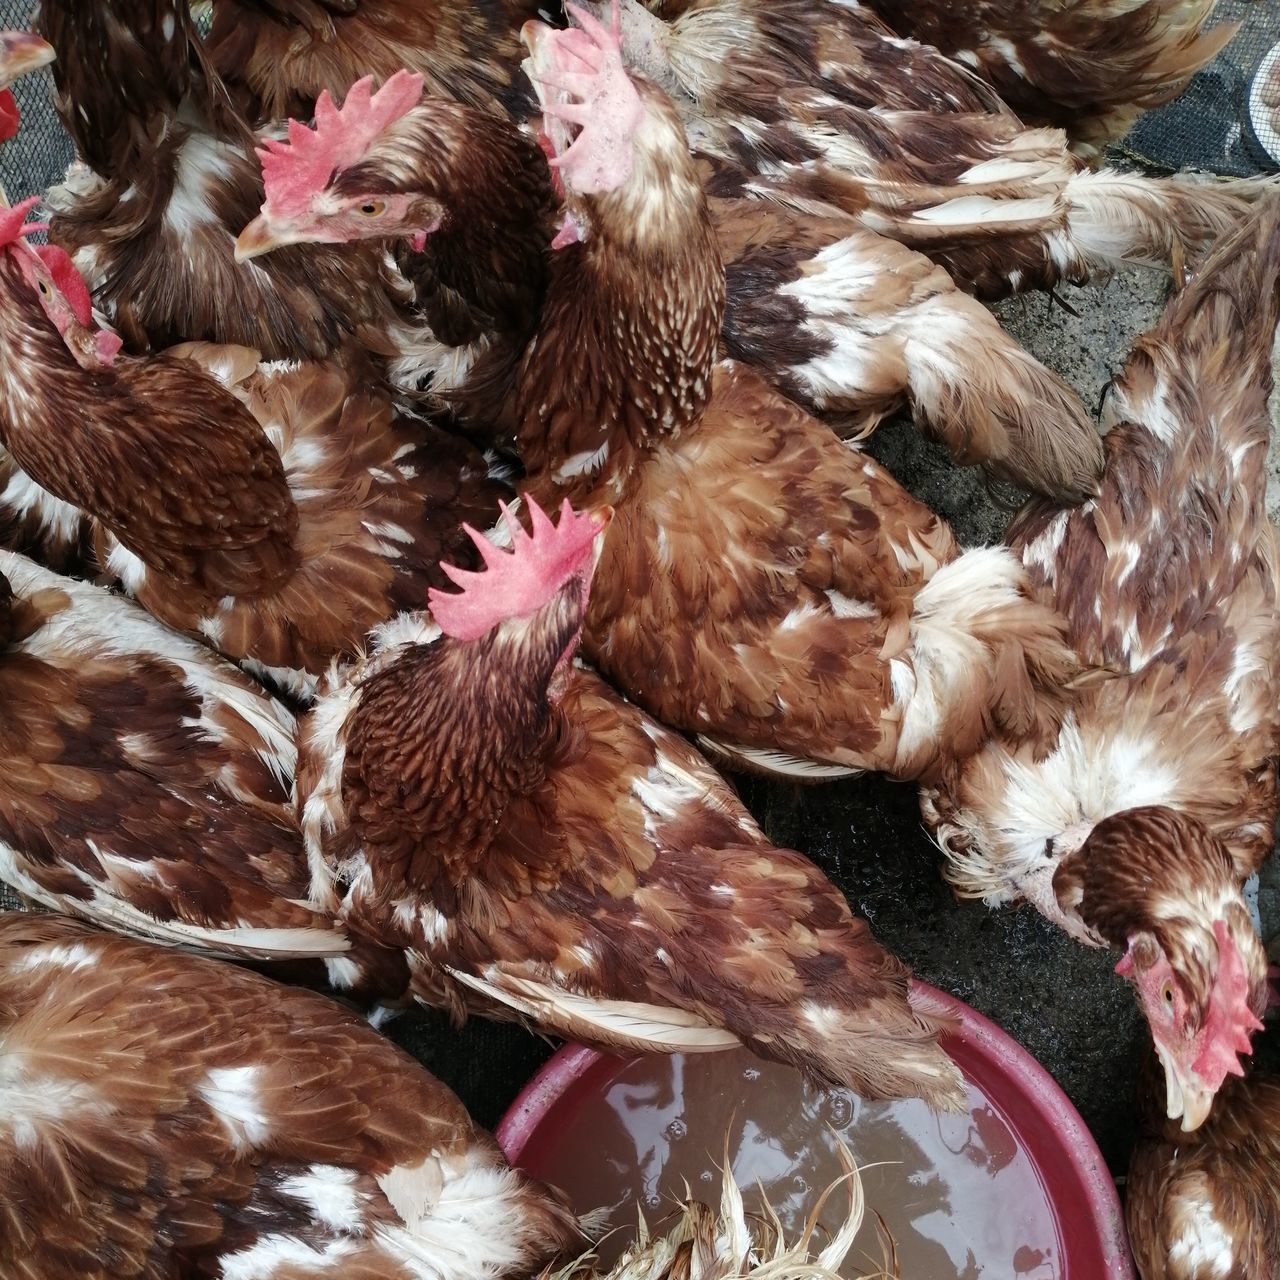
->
<box><xmin>357</xmin><ymin>200</ymin><xmax>386</xmax><ymax>217</ymax></box>
<box><xmin>36</xmin><ymin>279</ymin><xmax>49</xmax><ymax>296</ymax></box>
<box><xmin>1161</xmin><ymin>982</ymin><xmax>1175</xmax><ymax>1006</ymax></box>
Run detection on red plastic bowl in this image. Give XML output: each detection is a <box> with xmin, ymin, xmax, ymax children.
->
<box><xmin>497</xmin><ymin>981</ymin><xmax>1134</xmax><ymax>1279</ymax></box>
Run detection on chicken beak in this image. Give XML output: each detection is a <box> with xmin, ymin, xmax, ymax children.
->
<box><xmin>1156</xmin><ymin>1043</ymin><xmax>1215</xmax><ymax>1132</ymax></box>
<box><xmin>0</xmin><ymin>32</ymin><xmax>55</xmax><ymax>87</ymax></box>
<box><xmin>234</xmin><ymin>214</ymin><xmax>305</xmax><ymax>263</ymax></box>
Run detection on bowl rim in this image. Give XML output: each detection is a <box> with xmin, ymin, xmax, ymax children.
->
<box><xmin>495</xmin><ymin>978</ymin><xmax>1135</xmax><ymax>1279</ymax></box>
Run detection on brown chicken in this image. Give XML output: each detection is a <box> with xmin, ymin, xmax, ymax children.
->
<box><xmin>0</xmin><ymin>543</ymin><xmax>417</xmax><ymax>1005</ymax></box>
<box><xmin>0</xmin><ymin>201</ymin><xmax>508</xmax><ymax>693</ymax></box>
<box><xmin>504</xmin><ymin>13</ymin><xmax>1079</xmax><ymax>785</ymax></box>
<box><xmin>924</xmin><ymin>200</ymin><xmax>1280</xmax><ymax>1130</ymax></box>
<box><xmin>298</xmin><ymin>496</ymin><xmax>965</xmax><ymax>1109</ymax></box>
<box><xmin>592</xmin><ymin>0</ymin><xmax>1255</xmax><ymax>300</ymax></box>
<box><xmin>1127</xmin><ymin>1036</ymin><xmax>1280</xmax><ymax>1280</ymax></box>
<box><xmin>237</xmin><ymin>63</ymin><xmax>1103</xmax><ymax>507</ymax></box>
<box><xmin>0</xmin><ymin>914</ymin><xmax>580</xmax><ymax>1280</ymax></box>
<box><xmin>38</xmin><ymin>0</ymin><xmax>413</xmax><ymax>363</ymax></box>
<box><xmin>234</xmin><ymin>69</ymin><xmax>559</xmax><ymax>416</ymax></box>
<box><xmin>858</xmin><ymin>0</ymin><xmax>1235</xmax><ymax>156</ymax></box>
<box><xmin>0</xmin><ymin>30</ymin><xmax>54</xmax><ymax>150</ymax></box>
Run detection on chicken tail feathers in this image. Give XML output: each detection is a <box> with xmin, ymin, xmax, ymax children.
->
<box><xmin>893</xmin><ymin>546</ymin><xmax>1079</xmax><ymax>780</ymax></box>
<box><xmin>899</xmin><ymin>296</ymin><xmax>1104</xmax><ymax>502</ymax></box>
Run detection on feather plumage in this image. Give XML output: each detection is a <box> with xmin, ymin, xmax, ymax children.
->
<box><xmin>0</xmin><ymin>914</ymin><xmax>580</xmax><ymax>1280</ymax></box>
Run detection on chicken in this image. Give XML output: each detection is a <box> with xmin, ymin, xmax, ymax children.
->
<box><xmin>0</xmin><ymin>200</ymin><xmax>509</xmax><ymax>694</ymax></box>
<box><xmin>504</xmin><ymin>13</ymin><xmax>1079</xmax><ymax>785</ymax></box>
<box><xmin>858</xmin><ymin>0</ymin><xmax>1235</xmax><ymax>156</ymax></box>
<box><xmin>298</xmin><ymin>496</ymin><xmax>965</xmax><ymax>1110</ymax></box>
<box><xmin>0</xmin><ymin>913</ymin><xmax>581</xmax><ymax>1280</ymax></box>
<box><xmin>1126</xmin><ymin>1040</ymin><xmax>1280</xmax><ymax>1279</ymax></box>
<box><xmin>0</xmin><ymin>537</ymin><xmax>412</xmax><ymax>997</ymax></box>
<box><xmin>236</xmin><ymin>67</ymin><xmax>1103</xmax><ymax>506</ymax></box>
<box><xmin>0</xmin><ymin>30</ymin><xmax>54</xmax><ymax>147</ymax></box>
<box><xmin>37</xmin><ymin>0</ymin><xmax>408</xmax><ymax>363</ymax></box>
<box><xmin>923</xmin><ymin>200</ymin><xmax>1280</xmax><ymax>1130</ymax></box>
<box><xmin>0</xmin><ymin>36</ymin><xmax>99</xmax><ymax>572</ymax></box>
<box><xmin>234</xmin><ymin>69</ymin><xmax>559</xmax><ymax>418</ymax></box>
<box><xmin>545</xmin><ymin>1145</ymin><xmax>881</xmax><ymax>1280</ymax></box>
<box><xmin>591</xmin><ymin>0</ymin><xmax>1256</xmax><ymax>301</ymax></box>
<box><xmin>206</xmin><ymin>0</ymin><xmax>543</xmax><ymax>125</ymax></box>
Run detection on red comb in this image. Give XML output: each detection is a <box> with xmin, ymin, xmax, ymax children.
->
<box><xmin>0</xmin><ymin>195</ymin><xmax>45</xmax><ymax>248</ymax></box>
<box><xmin>256</xmin><ymin>71</ymin><xmax>424</xmax><ymax>220</ymax></box>
<box><xmin>1192</xmin><ymin>920</ymin><xmax>1265</xmax><ymax>1088</ymax></box>
<box><xmin>0</xmin><ymin>89</ymin><xmax>17</xmax><ymax>143</ymax></box>
<box><xmin>429</xmin><ymin>496</ymin><xmax>608</xmax><ymax>642</ymax></box>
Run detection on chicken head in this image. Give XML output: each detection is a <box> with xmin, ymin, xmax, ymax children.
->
<box><xmin>1055</xmin><ymin>806</ymin><xmax>1267</xmax><ymax>1131</ymax></box>
<box><xmin>235</xmin><ymin>70</ymin><xmax>441</xmax><ymax>260</ymax></box>
<box><xmin>522</xmin><ymin>2</ymin><xmax>696</xmax><ymax>250</ymax></box>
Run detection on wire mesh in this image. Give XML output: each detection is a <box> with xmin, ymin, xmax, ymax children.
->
<box><xmin>1113</xmin><ymin>0</ymin><xmax>1280</xmax><ymax>175</ymax></box>
<box><xmin>0</xmin><ymin>0</ymin><xmax>70</xmax><ymax>206</ymax></box>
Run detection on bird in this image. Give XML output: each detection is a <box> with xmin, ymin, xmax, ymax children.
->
<box><xmin>501</xmin><ymin>10</ymin><xmax>1082</xmax><ymax>786</ymax></box>
<box><xmin>923</xmin><ymin>197</ymin><xmax>1280</xmax><ymax>1131</ymax></box>
<box><xmin>585</xmin><ymin>0</ymin><xmax>1258</xmax><ymax>300</ymax></box>
<box><xmin>234</xmin><ymin>66</ymin><xmax>1106</xmax><ymax>502</ymax></box>
<box><xmin>297</xmin><ymin>495</ymin><xmax>966</xmax><ymax>1110</ymax></box>
<box><xmin>1126</xmin><ymin>1034</ymin><xmax>1280</xmax><ymax>1279</ymax></box>
<box><xmin>0</xmin><ymin>912</ymin><xmax>581</xmax><ymax>1280</ymax></box>
<box><xmin>0</xmin><ymin>29</ymin><xmax>54</xmax><ymax>149</ymax></box>
<box><xmin>0</xmin><ymin>540</ymin><xmax>422</xmax><ymax>1005</ymax></box>
<box><xmin>854</xmin><ymin>0</ymin><xmax>1237</xmax><ymax>157</ymax></box>
<box><xmin>205</xmin><ymin>0</ymin><xmax>544</xmax><ymax>126</ymax></box>
<box><xmin>0</xmin><ymin>196</ymin><xmax>510</xmax><ymax>695</ymax></box>
<box><xmin>37</xmin><ymin>0</ymin><xmax>411</xmax><ymax>364</ymax></box>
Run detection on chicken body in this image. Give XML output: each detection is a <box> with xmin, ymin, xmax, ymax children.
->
<box><xmin>0</xmin><ymin>551</ymin><xmax>330</xmax><ymax>956</ymax></box>
<box><xmin>1127</xmin><ymin>1045</ymin><xmax>1280</xmax><ymax>1279</ymax></box>
<box><xmin>207</xmin><ymin>0</ymin><xmax>543</xmax><ymax>125</ymax></box>
<box><xmin>925</xmin><ymin>201</ymin><xmax>1280</xmax><ymax>1127</ymax></box>
<box><xmin>299</xmin><ymin>502</ymin><xmax>965</xmax><ymax>1110</ymax></box>
<box><xmin>0</xmin><ymin>232</ymin><xmax>508</xmax><ymax>693</ymax></box>
<box><xmin>858</xmin><ymin>0</ymin><xmax>1234</xmax><ymax>155</ymax></box>
<box><xmin>516</xmin><ymin>19</ymin><xmax>1078</xmax><ymax>784</ymax></box>
<box><xmin>0</xmin><ymin>914</ymin><xmax>579</xmax><ymax>1280</ymax></box>
<box><xmin>596</xmin><ymin>0</ymin><xmax>1255</xmax><ymax>300</ymax></box>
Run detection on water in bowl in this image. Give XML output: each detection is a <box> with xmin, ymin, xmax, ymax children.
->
<box><xmin>524</xmin><ymin>1046</ymin><xmax>1060</xmax><ymax>1278</ymax></box>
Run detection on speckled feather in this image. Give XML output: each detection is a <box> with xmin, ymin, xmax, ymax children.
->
<box><xmin>926</xmin><ymin>202</ymin><xmax>1280</xmax><ymax>920</ymax></box>
<box><xmin>86</xmin><ymin>342</ymin><xmax>510</xmax><ymax>686</ymax></box>
<box><xmin>300</xmin><ymin>597</ymin><xmax>964</xmax><ymax>1108</ymax></box>
<box><xmin>605</xmin><ymin>0</ymin><xmax>1256</xmax><ymax>299</ymax></box>
<box><xmin>0</xmin><ymin>551</ymin><xmax>350</xmax><ymax>958</ymax></box>
<box><xmin>517</xmin><ymin>77</ymin><xmax>1077</xmax><ymax>781</ymax></box>
<box><xmin>0</xmin><ymin>915</ymin><xmax>580</xmax><ymax>1280</ymax></box>
<box><xmin>860</xmin><ymin>0</ymin><xmax>1235</xmax><ymax>155</ymax></box>
<box><xmin>207</xmin><ymin>0</ymin><xmax>544</xmax><ymax>125</ymax></box>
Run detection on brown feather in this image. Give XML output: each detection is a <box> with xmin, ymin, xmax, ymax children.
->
<box><xmin>0</xmin><ymin>915</ymin><xmax>580</xmax><ymax>1280</ymax></box>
